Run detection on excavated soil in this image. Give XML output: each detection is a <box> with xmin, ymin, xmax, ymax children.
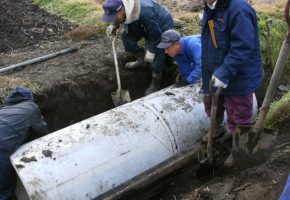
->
<box><xmin>1</xmin><ymin>0</ymin><xmax>290</xmax><ymax>200</ymax></box>
<box><xmin>0</xmin><ymin>0</ymin><xmax>75</xmax><ymax>53</ymax></box>
<box><xmin>153</xmin><ymin>122</ymin><xmax>290</xmax><ymax>200</ymax></box>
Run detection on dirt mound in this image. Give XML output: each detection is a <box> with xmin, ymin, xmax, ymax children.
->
<box><xmin>0</xmin><ymin>0</ymin><xmax>74</xmax><ymax>53</ymax></box>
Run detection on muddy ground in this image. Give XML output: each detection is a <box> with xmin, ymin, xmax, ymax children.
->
<box><xmin>0</xmin><ymin>0</ymin><xmax>289</xmax><ymax>200</ymax></box>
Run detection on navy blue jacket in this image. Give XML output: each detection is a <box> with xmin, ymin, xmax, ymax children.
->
<box><xmin>0</xmin><ymin>87</ymin><xmax>48</xmax><ymax>159</ymax></box>
<box><xmin>127</xmin><ymin>0</ymin><xmax>173</xmax><ymax>53</ymax></box>
<box><xmin>201</xmin><ymin>0</ymin><xmax>262</xmax><ymax>95</ymax></box>
<box><xmin>175</xmin><ymin>35</ymin><xmax>202</xmax><ymax>84</ymax></box>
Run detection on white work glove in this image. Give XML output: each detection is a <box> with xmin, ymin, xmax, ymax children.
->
<box><xmin>106</xmin><ymin>24</ymin><xmax>118</xmax><ymax>38</ymax></box>
<box><xmin>144</xmin><ymin>50</ymin><xmax>155</xmax><ymax>63</ymax></box>
<box><xmin>211</xmin><ymin>75</ymin><xmax>228</xmax><ymax>88</ymax></box>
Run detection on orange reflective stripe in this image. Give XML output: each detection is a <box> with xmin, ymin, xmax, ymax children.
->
<box><xmin>208</xmin><ymin>20</ymin><xmax>218</xmax><ymax>48</ymax></box>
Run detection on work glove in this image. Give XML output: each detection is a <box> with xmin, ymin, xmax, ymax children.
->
<box><xmin>174</xmin><ymin>73</ymin><xmax>189</xmax><ymax>87</ymax></box>
<box><xmin>211</xmin><ymin>75</ymin><xmax>227</xmax><ymax>88</ymax></box>
<box><xmin>106</xmin><ymin>24</ymin><xmax>118</xmax><ymax>38</ymax></box>
<box><xmin>144</xmin><ymin>50</ymin><xmax>155</xmax><ymax>63</ymax></box>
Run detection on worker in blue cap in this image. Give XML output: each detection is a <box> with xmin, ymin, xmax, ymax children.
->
<box><xmin>101</xmin><ymin>0</ymin><xmax>174</xmax><ymax>95</ymax></box>
<box><xmin>157</xmin><ymin>29</ymin><xmax>201</xmax><ymax>87</ymax></box>
<box><xmin>0</xmin><ymin>87</ymin><xmax>48</xmax><ymax>200</ymax></box>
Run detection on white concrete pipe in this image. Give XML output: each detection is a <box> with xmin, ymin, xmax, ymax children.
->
<box><xmin>10</xmin><ymin>84</ymin><xmax>257</xmax><ymax>200</ymax></box>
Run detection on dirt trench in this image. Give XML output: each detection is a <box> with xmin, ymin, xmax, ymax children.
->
<box><xmin>4</xmin><ymin>36</ymin><xmax>176</xmax><ymax>132</ymax></box>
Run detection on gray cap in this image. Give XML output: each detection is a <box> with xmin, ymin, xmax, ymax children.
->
<box><xmin>157</xmin><ymin>29</ymin><xmax>180</xmax><ymax>49</ymax></box>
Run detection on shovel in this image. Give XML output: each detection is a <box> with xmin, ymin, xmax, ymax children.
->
<box><xmin>110</xmin><ymin>37</ymin><xmax>131</xmax><ymax>106</ymax></box>
<box><xmin>232</xmin><ymin>0</ymin><xmax>290</xmax><ymax>170</ymax></box>
<box><xmin>197</xmin><ymin>80</ymin><xmax>222</xmax><ymax>175</ymax></box>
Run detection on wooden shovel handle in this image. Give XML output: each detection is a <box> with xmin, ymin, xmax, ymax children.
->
<box><xmin>207</xmin><ymin>80</ymin><xmax>222</xmax><ymax>159</ymax></box>
<box><xmin>285</xmin><ymin>0</ymin><xmax>290</xmax><ymax>39</ymax></box>
<box><xmin>112</xmin><ymin>37</ymin><xmax>122</xmax><ymax>90</ymax></box>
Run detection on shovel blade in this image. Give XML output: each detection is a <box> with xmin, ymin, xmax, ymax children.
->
<box><xmin>232</xmin><ymin>125</ymin><xmax>278</xmax><ymax>170</ymax></box>
<box><xmin>111</xmin><ymin>89</ymin><xmax>131</xmax><ymax>107</ymax></box>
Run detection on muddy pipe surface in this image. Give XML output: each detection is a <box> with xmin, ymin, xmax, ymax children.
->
<box><xmin>10</xmin><ymin>83</ymin><xmax>257</xmax><ymax>200</ymax></box>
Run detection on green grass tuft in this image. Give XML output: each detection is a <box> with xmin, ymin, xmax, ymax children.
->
<box><xmin>33</xmin><ymin>0</ymin><xmax>106</xmax><ymax>27</ymax></box>
<box><xmin>257</xmin><ymin>12</ymin><xmax>290</xmax><ymax>83</ymax></box>
<box><xmin>265</xmin><ymin>91</ymin><xmax>290</xmax><ymax>129</ymax></box>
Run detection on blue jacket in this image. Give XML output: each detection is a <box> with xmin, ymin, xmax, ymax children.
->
<box><xmin>201</xmin><ymin>0</ymin><xmax>262</xmax><ymax>95</ymax></box>
<box><xmin>175</xmin><ymin>35</ymin><xmax>202</xmax><ymax>84</ymax></box>
<box><xmin>0</xmin><ymin>87</ymin><xmax>48</xmax><ymax>159</ymax></box>
<box><xmin>127</xmin><ymin>0</ymin><xmax>173</xmax><ymax>53</ymax></box>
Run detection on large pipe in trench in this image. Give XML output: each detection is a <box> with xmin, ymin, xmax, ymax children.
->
<box><xmin>10</xmin><ymin>84</ymin><xmax>257</xmax><ymax>200</ymax></box>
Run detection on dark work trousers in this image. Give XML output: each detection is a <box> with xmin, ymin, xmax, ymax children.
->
<box><xmin>203</xmin><ymin>93</ymin><xmax>253</xmax><ymax>133</ymax></box>
<box><xmin>0</xmin><ymin>155</ymin><xmax>17</xmax><ymax>200</ymax></box>
<box><xmin>121</xmin><ymin>30</ymin><xmax>165</xmax><ymax>74</ymax></box>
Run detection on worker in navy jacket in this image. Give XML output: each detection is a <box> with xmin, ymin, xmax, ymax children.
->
<box><xmin>201</xmin><ymin>0</ymin><xmax>262</xmax><ymax>166</ymax></box>
<box><xmin>157</xmin><ymin>29</ymin><xmax>201</xmax><ymax>87</ymax></box>
<box><xmin>0</xmin><ymin>87</ymin><xmax>48</xmax><ymax>200</ymax></box>
<box><xmin>101</xmin><ymin>0</ymin><xmax>173</xmax><ymax>95</ymax></box>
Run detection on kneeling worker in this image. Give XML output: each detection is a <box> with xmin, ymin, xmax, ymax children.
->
<box><xmin>101</xmin><ymin>0</ymin><xmax>174</xmax><ymax>95</ymax></box>
<box><xmin>157</xmin><ymin>29</ymin><xmax>201</xmax><ymax>87</ymax></box>
<box><xmin>0</xmin><ymin>87</ymin><xmax>49</xmax><ymax>200</ymax></box>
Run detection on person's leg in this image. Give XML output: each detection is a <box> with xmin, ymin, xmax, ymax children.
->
<box><xmin>0</xmin><ymin>156</ymin><xmax>17</xmax><ymax>200</ymax></box>
<box><xmin>224</xmin><ymin>93</ymin><xmax>253</xmax><ymax>133</ymax></box>
<box><xmin>144</xmin><ymin>49</ymin><xmax>165</xmax><ymax>95</ymax></box>
<box><xmin>223</xmin><ymin>93</ymin><xmax>253</xmax><ymax>166</ymax></box>
<box><xmin>121</xmin><ymin>30</ymin><xmax>146</xmax><ymax>69</ymax></box>
<box><xmin>202</xmin><ymin>94</ymin><xmax>226</xmax><ymax>142</ymax></box>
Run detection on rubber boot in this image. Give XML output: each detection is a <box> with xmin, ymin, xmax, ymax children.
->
<box><xmin>202</xmin><ymin>115</ymin><xmax>225</xmax><ymax>143</ymax></box>
<box><xmin>125</xmin><ymin>50</ymin><xmax>146</xmax><ymax>69</ymax></box>
<box><xmin>202</xmin><ymin>125</ymin><xmax>225</xmax><ymax>143</ymax></box>
<box><xmin>224</xmin><ymin>152</ymin><xmax>233</xmax><ymax>167</ymax></box>
<box><xmin>145</xmin><ymin>72</ymin><xmax>161</xmax><ymax>95</ymax></box>
<box><xmin>224</xmin><ymin>129</ymin><xmax>236</xmax><ymax>167</ymax></box>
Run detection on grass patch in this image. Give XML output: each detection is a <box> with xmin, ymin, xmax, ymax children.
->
<box><xmin>257</xmin><ymin>11</ymin><xmax>290</xmax><ymax>83</ymax></box>
<box><xmin>265</xmin><ymin>91</ymin><xmax>290</xmax><ymax>129</ymax></box>
<box><xmin>33</xmin><ymin>0</ymin><xmax>107</xmax><ymax>31</ymax></box>
<box><xmin>176</xmin><ymin>12</ymin><xmax>201</xmax><ymax>35</ymax></box>
<box><xmin>0</xmin><ymin>76</ymin><xmax>38</xmax><ymax>104</ymax></box>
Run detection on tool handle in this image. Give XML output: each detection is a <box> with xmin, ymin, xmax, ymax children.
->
<box><xmin>285</xmin><ymin>0</ymin><xmax>290</xmax><ymax>39</ymax></box>
<box><xmin>255</xmin><ymin>0</ymin><xmax>290</xmax><ymax>130</ymax></box>
<box><xmin>112</xmin><ymin>37</ymin><xmax>122</xmax><ymax>90</ymax></box>
<box><xmin>207</xmin><ymin>80</ymin><xmax>222</xmax><ymax>159</ymax></box>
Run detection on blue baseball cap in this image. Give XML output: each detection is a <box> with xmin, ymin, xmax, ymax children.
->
<box><xmin>102</xmin><ymin>0</ymin><xmax>123</xmax><ymax>23</ymax></box>
<box><xmin>157</xmin><ymin>29</ymin><xmax>180</xmax><ymax>49</ymax></box>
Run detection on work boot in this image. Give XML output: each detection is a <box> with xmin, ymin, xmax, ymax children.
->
<box><xmin>202</xmin><ymin>125</ymin><xmax>225</xmax><ymax>143</ymax></box>
<box><xmin>145</xmin><ymin>72</ymin><xmax>161</xmax><ymax>95</ymax></box>
<box><xmin>125</xmin><ymin>50</ymin><xmax>146</xmax><ymax>69</ymax></box>
<box><xmin>218</xmin><ymin>131</ymin><xmax>232</xmax><ymax>143</ymax></box>
<box><xmin>224</xmin><ymin>153</ymin><xmax>233</xmax><ymax>167</ymax></box>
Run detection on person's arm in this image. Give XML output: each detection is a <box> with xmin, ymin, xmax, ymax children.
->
<box><xmin>187</xmin><ymin>38</ymin><xmax>202</xmax><ymax>83</ymax></box>
<box><xmin>30</xmin><ymin>106</ymin><xmax>49</xmax><ymax>137</ymax></box>
<box><xmin>141</xmin><ymin>10</ymin><xmax>162</xmax><ymax>53</ymax></box>
<box><xmin>213</xmin><ymin>4</ymin><xmax>257</xmax><ymax>84</ymax></box>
